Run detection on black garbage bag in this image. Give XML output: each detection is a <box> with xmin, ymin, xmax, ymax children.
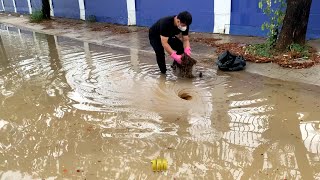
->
<box><xmin>216</xmin><ymin>51</ymin><xmax>246</xmax><ymax>71</ymax></box>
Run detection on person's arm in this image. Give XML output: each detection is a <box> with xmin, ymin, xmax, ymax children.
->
<box><xmin>182</xmin><ymin>35</ymin><xmax>190</xmax><ymax>48</ymax></box>
<box><xmin>160</xmin><ymin>35</ymin><xmax>175</xmax><ymax>55</ymax></box>
<box><xmin>160</xmin><ymin>35</ymin><xmax>182</xmax><ymax>64</ymax></box>
<box><xmin>181</xmin><ymin>26</ymin><xmax>192</xmax><ymax>56</ymax></box>
<box><xmin>158</xmin><ymin>20</ymin><xmax>182</xmax><ymax>64</ymax></box>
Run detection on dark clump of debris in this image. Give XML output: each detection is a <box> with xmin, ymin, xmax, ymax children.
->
<box><xmin>172</xmin><ymin>54</ymin><xmax>197</xmax><ymax>78</ymax></box>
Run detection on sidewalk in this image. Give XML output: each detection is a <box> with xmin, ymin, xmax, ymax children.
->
<box><xmin>1</xmin><ymin>13</ymin><xmax>320</xmax><ymax>86</ymax></box>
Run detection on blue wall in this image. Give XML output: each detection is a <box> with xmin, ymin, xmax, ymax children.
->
<box><xmin>135</xmin><ymin>0</ymin><xmax>214</xmax><ymax>33</ymax></box>
<box><xmin>230</xmin><ymin>0</ymin><xmax>268</xmax><ymax>37</ymax></box>
<box><xmin>307</xmin><ymin>0</ymin><xmax>320</xmax><ymax>39</ymax></box>
<box><xmin>30</xmin><ymin>0</ymin><xmax>42</xmax><ymax>11</ymax></box>
<box><xmin>0</xmin><ymin>0</ymin><xmax>319</xmax><ymax>39</ymax></box>
<box><xmin>3</xmin><ymin>0</ymin><xmax>15</xmax><ymax>12</ymax></box>
<box><xmin>15</xmin><ymin>0</ymin><xmax>29</xmax><ymax>14</ymax></box>
<box><xmin>84</xmin><ymin>0</ymin><xmax>128</xmax><ymax>25</ymax></box>
<box><xmin>230</xmin><ymin>0</ymin><xmax>320</xmax><ymax>39</ymax></box>
<box><xmin>52</xmin><ymin>0</ymin><xmax>80</xmax><ymax>19</ymax></box>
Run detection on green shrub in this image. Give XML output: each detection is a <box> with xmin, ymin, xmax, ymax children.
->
<box><xmin>246</xmin><ymin>42</ymin><xmax>274</xmax><ymax>57</ymax></box>
<box><xmin>30</xmin><ymin>10</ymin><xmax>44</xmax><ymax>23</ymax></box>
<box><xmin>288</xmin><ymin>43</ymin><xmax>310</xmax><ymax>58</ymax></box>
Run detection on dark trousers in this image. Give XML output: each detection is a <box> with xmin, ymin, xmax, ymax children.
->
<box><xmin>149</xmin><ymin>34</ymin><xmax>184</xmax><ymax>74</ymax></box>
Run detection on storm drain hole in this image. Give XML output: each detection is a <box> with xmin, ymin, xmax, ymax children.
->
<box><xmin>178</xmin><ymin>92</ymin><xmax>192</xmax><ymax>100</ymax></box>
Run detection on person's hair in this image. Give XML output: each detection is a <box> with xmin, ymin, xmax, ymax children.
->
<box><xmin>177</xmin><ymin>11</ymin><xmax>192</xmax><ymax>26</ymax></box>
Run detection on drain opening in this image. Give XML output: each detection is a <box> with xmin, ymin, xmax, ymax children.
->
<box><xmin>179</xmin><ymin>92</ymin><xmax>192</xmax><ymax>100</ymax></box>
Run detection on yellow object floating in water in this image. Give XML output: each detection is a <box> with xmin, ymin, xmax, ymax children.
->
<box><xmin>151</xmin><ymin>159</ymin><xmax>168</xmax><ymax>172</ymax></box>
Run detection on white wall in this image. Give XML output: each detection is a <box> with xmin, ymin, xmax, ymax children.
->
<box><xmin>126</xmin><ymin>0</ymin><xmax>136</xmax><ymax>25</ymax></box>
<box><xmin>27</xmin><ymin>0</ymin><xmax>32</xmax><ymax>14</ymax></box>
<box><xmin>78</xmin><ymin>0</ymin><xmax>85</xmax><ymax>20</ymax></box>
<box><xmin>49</xmin><ymin>0</ymin><xmax>54</xmax><ymax>16</ymax></box>
<box><xmin>214</xmin><ymin>0</ymin><xmax>231</xmax><ymax>34</ymax></box>
<box><xmin>0</xmin><ymin>0</ymin><xmax>5</xmax><ymax>11</ymax></box>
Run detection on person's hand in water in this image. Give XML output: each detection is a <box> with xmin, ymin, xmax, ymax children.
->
<box><xmin>170</xmin><ymin>51</ymin><xmax>182</xmax><ymax>64</ymax></box>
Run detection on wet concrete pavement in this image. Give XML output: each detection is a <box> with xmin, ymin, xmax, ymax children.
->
<box><xmin>1</xmin><ymin>16</ymin><xmax>320</xmax><ymax>179</ymax></box>
<box><xmin>1</xmin><ymin>13</ymin><xmax>320</xmax><ymax>87</ymax></box>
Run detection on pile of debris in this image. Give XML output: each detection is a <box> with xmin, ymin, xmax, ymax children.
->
<box><xmin>215</xmin><ymin>43</ymin><xmax>320</xmax><ymax>69</ymax></box>
<box><xmin>192</xmin><ymin>37</ymin><xmax>320</xmax><ymax>69</ymax></box>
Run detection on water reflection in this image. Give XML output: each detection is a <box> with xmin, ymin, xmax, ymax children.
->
<box><xmin>0</xmin><ymin>24</ymin><xmax>320</xmax><ymax>179</ymax></box>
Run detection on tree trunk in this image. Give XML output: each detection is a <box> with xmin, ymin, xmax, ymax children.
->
<box><xmin>42</xmin><ymin>0</ymin><xmax>51</xmax><ymax>19</ymax></box>
<box><xmin>276</xmin><ymin>0</ymin><xmax>313</xmax><ymax>51</ymax></box>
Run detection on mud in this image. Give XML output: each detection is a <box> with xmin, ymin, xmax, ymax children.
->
<box><xmin>172</xmin><ymin>55</ymin><xmax>197</xmax><ymax>78</ymax></box>
<box><xmin>39</xmin><ymin>17</ymin><xmax>146</xmax><ymax>34</ymax></box>
<box><xmin>1</xmin><ymin>24</ymin><xmax>320</xmax><ymax>180</ymax></box>
<box><xmin>190</xmin><ymin>37</ymin><xmax>222</xmax><ymax>46</ymax></box>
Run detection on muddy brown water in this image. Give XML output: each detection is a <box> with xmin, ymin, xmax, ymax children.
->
<box><xmin>1</xmin><ymin>24</ymin><xmax>320</xmax><ymax>180</ymax></box>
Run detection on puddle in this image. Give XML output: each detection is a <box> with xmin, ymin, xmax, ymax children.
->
<box><xmin>1</xmin><ymin>24</ymin><xmax>320</xmax><ymax>179</ymax></box>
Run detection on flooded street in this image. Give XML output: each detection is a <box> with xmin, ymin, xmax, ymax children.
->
<box><xmin>1</xmin><ymin>24</ymin><xmax>320</xmax><ymax>180</ymax></box>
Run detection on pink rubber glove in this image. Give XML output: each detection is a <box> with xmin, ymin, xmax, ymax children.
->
<box><xmin>184</xmin><ymin>47</ymin><xmax>191</xmax><ymax>56</ymax></box>
<box><xmin>170</xmin><ymin>52</ymin><xmax>182</xmax><ymax>64</ymax></box>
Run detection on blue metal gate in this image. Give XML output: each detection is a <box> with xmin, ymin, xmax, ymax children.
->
<box><xmin>230</xmin><ymin>0</ymin><xmax>267</xmax><ymax>37</ymax></box>
<box><xmin>135</xmin><ymin>0</ymin><xmax>214</xmax><ymax>33</ymax></box>
<box><xmin>52</xmin><ymin>0</ymin><xmax>80</xmax><ymax>19</ymax></box>
<box><xmin>3</xmin><ymin>0</ymin><xmax>15</xmax><ymax>12</ymax></box>
<box><xmin>84</xmin><ymin>0</ymin><xmax>128</xmax><ymax>24</ymax></box>
<box><xmin>15</xmin><ymin>0</ymin><xmax>29</xmax><ymax>14</ymax></box>
<box><xmin>30</xmin><ymin>0</ymin><xmax>41</xmax><ymax>11</ymax></box>
<box><xmin>307</xmin><ymin>0</ymin><xmax>320</xmax><ymax>39</ymax></box>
